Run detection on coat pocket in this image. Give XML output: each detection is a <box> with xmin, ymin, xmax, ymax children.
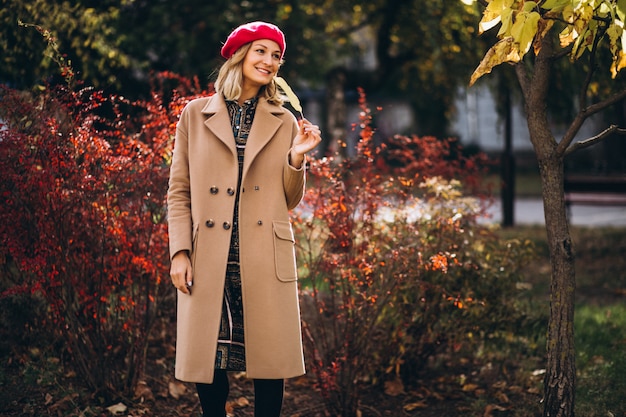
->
<box><xmin>273</xmin><ymin>221</ymin><xmax>298</xmax><ymax>282</ymax></box>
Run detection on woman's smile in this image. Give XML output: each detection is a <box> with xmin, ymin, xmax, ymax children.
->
<box><xmin>241</xmin><ymin>39</ymin><xmax>281</xmax><ymax>95</ymax></box>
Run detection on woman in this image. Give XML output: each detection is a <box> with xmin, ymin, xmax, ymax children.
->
<box><xmin>167</xmin><ymin>21</ymin><xmax>321</xmax><ymax>417</ymax></box>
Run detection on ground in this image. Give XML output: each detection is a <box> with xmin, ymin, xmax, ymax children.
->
<box><xmin>0</xmin><ymin>296</ymin><xmax>545</xmax><ymax>417</ymax></box>
<box><xmin>2</xmin><ymin>224</ymin><xmax>624</xmax><ymax>417</ymax></box>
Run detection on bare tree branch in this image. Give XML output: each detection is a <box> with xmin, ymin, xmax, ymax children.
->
<box><xmin>551</xmin><ymin>45</ymin><xmax>572</xmax><ymax>60</ymax></box>
<box><xmin>565</xmin><ymin>124</ymin><xmax>626</xmax><ymax>156</ymax></box>
<box><xmin>558</xmin><ymin>89</ymin><xmax>626</xmax><ymax>155</ymax></box>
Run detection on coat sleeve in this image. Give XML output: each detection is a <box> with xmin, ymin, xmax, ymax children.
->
<box><xmin>167</xmin><ymin>105</ymin><xmax>193</xmax><ymax>260</ymax></box>
<box><xmin>283</xmin><ymin>117</ymin><xmax>306</xmax><ymax>211</ymax></box>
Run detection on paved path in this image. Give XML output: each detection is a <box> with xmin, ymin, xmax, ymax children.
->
<box><xmin>484</xmin><ymin>198</ymin><xmax>626</xmax><ymax>227</ymax></box>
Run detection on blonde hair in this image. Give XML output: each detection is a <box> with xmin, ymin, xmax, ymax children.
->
<box><xmin>214</xmin><ymin>43</ymin><xmax>284</xmax><ymax>106</ymax></box>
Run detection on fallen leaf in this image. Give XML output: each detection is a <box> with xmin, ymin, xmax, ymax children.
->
<box><xmin>483</xmin><ymin>403</ymin><xmax>507</xmax><ymax>417</ymax></box>
<box><xmin>134</xmin><ymin>380</ymin><xmax>155</xmax><ymax>401</ymax></box>
<box><xmin>49</xmin><ymin>393</ymin><xmax>79</xmax><ymax>413</ymax></box>
<box><xmin>168</xmin><ymin>380</ymin><xmax>187</xmax><ymax>399</ymax></box>
<box><xmin>462</xmin><ymin>383</ymin><xmax>479</xmax><ymax>392</ymax></box>
<box><xmin>431</xmin><ymin>391</ymin><xmax>445</xmax><ymax>401</ymax></box>
<box><xmin>403</xmin><ymin>401</ymin><xmax>428</xmax><ymax>411</ymax></box>
<box><xmin>384</xmin><ymin>378</ymin><xmax>405</xmax><ymax>396</ymax></box>
<box><xmin>492</xmin><ymin>380</ymin><xmax>507</xmax><ymax>390</ymax></box>
<box><xmin>106</xmin><ymin>402</ymin><xmax>127</xmax><ymax>415</ymax></box>
<box><xmin>495</xmin><ymin>391</ymin><xmax>510</xmax><ymax>403</ymax></box>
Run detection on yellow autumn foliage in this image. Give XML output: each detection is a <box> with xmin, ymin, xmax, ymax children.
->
<box><xmin>470</xmin><ymin>0</ymin><xmax>626</xmax><ymax>85</ymax></box>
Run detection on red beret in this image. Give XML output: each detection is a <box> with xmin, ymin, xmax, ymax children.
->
<box><xmin>221</xmin><ymin>21</ymin><xmax>286</xmax><ymax>60</ymax></box>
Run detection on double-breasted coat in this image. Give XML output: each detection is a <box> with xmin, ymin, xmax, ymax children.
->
<box><xmin>167</xmin><ymin>94</ymin><xmax>306</xmax><ymax>383</ymax></box>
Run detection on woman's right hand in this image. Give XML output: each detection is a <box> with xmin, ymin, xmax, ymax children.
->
<box><xmin>170</xmin><ymin>251</ymin><xmax>193</xmax><ymax>295</ymax></box>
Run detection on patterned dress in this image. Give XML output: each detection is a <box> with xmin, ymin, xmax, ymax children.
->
<box><xmin>214</xmin><ymin>97</ymin><xmax>258</xmax><ymax>371</ymax></box>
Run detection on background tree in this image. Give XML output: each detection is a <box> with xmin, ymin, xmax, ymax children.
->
<box><xmin>3</xmin><ymin>0</ymin><xmax>490</xmax><ymax>136</ymax></box>
<box><xmin>345</xmin><ymin>0</ymin><xmax>488</xmax><ymax>137</ymax></box>
<box><xmin>468</xmin><ymin>0</ymin><xmax>626</xmax><ymax>416</ymax></box>
<box><xmin>1</xmin><ymin>0</ymin><xmax>132</xmax><ymax>90</ymax></box>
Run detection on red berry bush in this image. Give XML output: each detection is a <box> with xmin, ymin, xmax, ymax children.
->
<box><xmin>293</xmin><ymin>89</ymin><xmax>535</xmax><ymax>417</ymax></box>
<box><xmin>0</xmin><ymin>74</ymin><xmax>208</xmax><ymax>397</ymax></box>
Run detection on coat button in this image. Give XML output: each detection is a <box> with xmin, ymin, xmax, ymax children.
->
<box><xmin>254</xmin><ymin>186</ymin><xmax>260</xmax><ymax>191</ymax></box>
<box><xmin>257</xmin><ymin>220</ymin><xmax>263</xmax><ymax>225</ymax></box>
<box><xmin>205</xmin><ymin>219</ymin><xmax>215</xmax><ymax>228</ymax></box>
<box><xmin>227</xmin><ymin>187</ymin><xmax>235</xmax><ymax>196</ymax></box>
<box><xmin>210</xmin><ymin>186</ymin><xmax>219</xmax><ymax>194</ymax></box>
<box><xmin>223</xmin><ymin>221</ymin><xmax>231</xmax><ymax>230</ymax></box>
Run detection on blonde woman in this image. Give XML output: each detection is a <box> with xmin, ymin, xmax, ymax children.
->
<box><xmin>167</xmin><ymin>21</ymin><xmax>321</xmax><ymax>417</ymax></box>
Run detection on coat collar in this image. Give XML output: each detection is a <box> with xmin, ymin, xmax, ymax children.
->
<box><xmin>200</xmin><ymin>94</ymin><xmax>286</xmax><ymax>178</ymax></box>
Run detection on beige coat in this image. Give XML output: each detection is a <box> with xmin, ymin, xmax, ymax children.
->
<box><xmin>167</xmin><ymin>95</ymin><xmax>306</xmax><ymax>383</ymax></box>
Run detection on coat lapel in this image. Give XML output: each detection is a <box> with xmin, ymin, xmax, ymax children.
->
<box><xmin>201</xmin><ymin>95</ymin><xmax>287</xmax><ymax>180</ymax></box>
<box><xmin>201</xmin><ymin>96</ymin><xmax>236</xmax><ymax>157</ymax></box>
<box><xmin>243</xmin><ymin>98</ymin><xmax>285</xmax><ymax>178</ymax></box>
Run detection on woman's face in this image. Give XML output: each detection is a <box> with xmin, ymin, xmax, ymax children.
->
<box><xmin>241</xmin><ymin>39</ymin><xmax>282</xmax><ymax>92</ymax></box>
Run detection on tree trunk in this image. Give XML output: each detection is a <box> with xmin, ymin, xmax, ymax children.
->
<box><xmin>537</xmin><ymin>153</ymin><xmax>576</xmax><ymax>417</ymax></box>
<box><xmin>517</xmin><ymin>39</ymin><xmax>577</xmax><ymax>416</ymax></box>
<box><xmin>324</xmin><ymin>67</ymin><xmax>347</xmax><ymax>158</ymax></box>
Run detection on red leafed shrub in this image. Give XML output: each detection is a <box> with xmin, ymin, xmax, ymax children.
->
<box><xmin>293</xmin><ymin>89</ymin><xmax>534</xmax><ymax>417</ymax></box>
<box><xmin>0</xmin><ymin>73</ymin><xmax>208</xmax><ymax>397</ymax></box>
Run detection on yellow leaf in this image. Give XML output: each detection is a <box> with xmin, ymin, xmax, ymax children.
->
<box><xmin>479</xmin><ymin>0</ymin><xmax>514</xmax><ymax>34</ymax></box>
<box><xmin>540</xmin><ymin>0</ymin><xmax>569</xmax><ymax>11</ymax></box>
<box><xmin>480</xmin><ymin>15</ymin><xmax>502</xmax><ymax>34</ymax></box>
<box><xmin>497</xmin><ymin>8</ymin><xmax>514</xmax><ymax>37</ymax></box>
<box><xmin>522</xmin><ymin>1</ymin><xmax>538</xmax><ymax>13</ymax></box>
<box><xmin>470</xmin><ymin>37</ymin><xmax>520</xmax><ymax>86</ymax></box>
<box><xmin>510</xmin><ymin>11</ymin><xmax>540</xmax><ymax>55</ymax></box>
<box><xmin>559</xmin><ymin>26</ymin><xmax>575</xmax><ymax>48</ymax></box>
<box><xmin>572</xmin><ymin>23</ymin><xmax>597</xmax><ymax>60</ymax></box>
<box><xmin>607</xmin><ymin>21</ymin><xmax>623</xmax><ymax>55</ymax></box>
<box><xmin>563</xmin><ymin>4</ymin><xmax>575</xmax><ymax>23</ymax></box>
<box><xmin>611</xmin><ymin>50</ymin><xmax>626</xmax><ymax>78</ymax></box>
<box><xmin>571</xmin><ymin>4</ymin><xmax>592</xmax><ymax>40</ymax></box>
<box><xmin>519</xmin><ymin>11</ymin><xmax>541</xmax><ymax>54</ymax></box>
<box><xmin>274</xmin><ymin>76</ymin><xmax>303</xmax><ymax>117</ymax></box>
<box><xmin>478</xmin><ymin>0</ymin><xmax>514</xmax><ymax>34</ymax></box>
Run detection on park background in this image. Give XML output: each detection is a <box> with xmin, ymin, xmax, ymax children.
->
<box><xmin>1</xmin><ymin>1</ymin><xmax>625</xmax><ymax>416</ymax></box>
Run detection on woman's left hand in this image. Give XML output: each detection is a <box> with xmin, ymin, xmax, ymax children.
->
<box><xmin>290</xmin><ymin>119</ymin><xmax>321</xmax><ymax>168</ymax></box>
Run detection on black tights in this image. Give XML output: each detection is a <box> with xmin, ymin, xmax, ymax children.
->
<box><xmin>196</xmin><ymin>370</ymin><xmax>284</xmax><ymax>417</ymax></box>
